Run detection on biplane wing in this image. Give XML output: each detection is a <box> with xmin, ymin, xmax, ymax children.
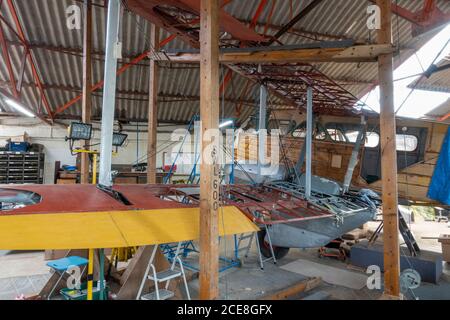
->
<box><xmin>0</xmin><ymin>184</ymin><xmax>258</xmax><ymax>250</ymax></box>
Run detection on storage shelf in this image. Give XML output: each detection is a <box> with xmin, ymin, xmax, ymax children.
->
<box><xmin>0</xmin><ymin>151</ymin><xmax>44</xmax><ymax>184</ymax></box>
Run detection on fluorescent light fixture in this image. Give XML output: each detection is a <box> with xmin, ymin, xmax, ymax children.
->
<box><xmin>219</xmin><ymin>120</ymin><xmax>233</xmax><ymax>128</ymax></box>
<box><xmin>5</xmin><ymin>99</ymin><xmax>35</xmax><ymax>118</ymax></box>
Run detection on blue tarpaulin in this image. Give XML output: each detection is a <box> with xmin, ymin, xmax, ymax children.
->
<box><xmin>428</xmin><ymin>127</ymin><xmax>450</xmax><ymax>205</ymax></box>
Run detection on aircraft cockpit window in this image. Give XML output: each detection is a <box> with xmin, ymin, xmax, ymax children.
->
<box><xmin>292</xmin><ymin>129</ymin><xmax>306</xmax><ymax>138</ymax></box>
<box><xmin>346</xmin><ymin>131</ymin><xmax>380</xmax><ymax>148</ymax></box>
<box><xmin>292</xmin><ymin>127</ymin><xmax>327</xmax><ymax>140</ymax></box>
<box><xmin>365</xmin><ymin>132</ymin><xmax>380</xmax><ymax>148</ymax></box>
<box><xmin>327</xmin><ymin>129</ymin><xmax>346</xmax><ymax>142</ymax></box>
<box><xmin>0</xmin><ymin>188</ymin><xmax>42</xmax><ymax>211</ymax></box>
<box><xmin>396</xmin><ymin>134</ymin><xmax>418</xmax><ymax>152</ymax></box>
<box><xmin>315</xmin><ymin>131</ymin><xmax>326</xmax><ymax>140</ymax></box>
<box><xmin>345</xmin><ymin>131</ymin><xmax>359</xmax><ymax>143</ymax></box>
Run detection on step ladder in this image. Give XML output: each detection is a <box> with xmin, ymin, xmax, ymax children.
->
<box><xmin>236</xmin><ymin>233</ymin><xmax>256</xmax><ymax>260</ymax></box>
<box><xmin>255</xmin><ymin>226</ymin><xmax>278</xmax><ymax>269</ymax></box>
<box><xmin>248</xmin><ymin>211</ymin><xmax>277</xmax><ymax>269</ymax></box>
<box><xmin>368</xmin><ymin>207</ymin><xmax>420</xmax><ymax>256</ymax></box>
<box><xmin>235</xmin><ymin>231</ymin><xmax>274</xmax><ymax>269</ymax></box>
<box><xmin>398</xmin><ymin>209</ymin><xmax>420</xmax><ymax>256</ymax></box>
<box><xmin>136</xmin><ymin>243</ymin><xmax>191</xmax><ymax>300</ymax></box>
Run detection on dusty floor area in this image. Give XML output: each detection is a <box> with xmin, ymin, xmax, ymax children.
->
<box><xmin>0</xmin><ymin>220</ymin><xmax>448</xmax><ymax>300</ymax></box>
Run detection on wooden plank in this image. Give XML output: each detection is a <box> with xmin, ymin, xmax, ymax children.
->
<box><xmin>377</xmin><ymin>0</ymin><xmax>400</xmax><ymax>297</ymax></box>
<box><xmin>156</xmin><ymin>44</ymin><xmax>393</xmax><ymax>63</ymax></box>
<box><xmin>147</xmin><ymin>24</ymin><xmax>159</xmax><ymax>184</ymax></box>
<box><xmin>199</xmin><ymin>0</ymin><xmax>220</xmax><ymax>300</ymax></box>
<box><xmin>236</xmin><ymin>135</ymin><xmax>357</xmax><ymax>183</ymax></box>
<box><xmin>259</xmin><ymin>277</ymin><xmax>322</xmax><ymax>300</ymax></box>
<box><xmin>80</xmin><ymin>0</ymin><xmax>92</xmax><ymax>185</ymax></box>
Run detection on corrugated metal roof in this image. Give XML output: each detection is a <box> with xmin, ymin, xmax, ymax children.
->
<box><xmin>423</xmin><ymin>98</ymin><xmax>450</xmax><ymax>123</ymax></box>
<box><xmin>0</xmin><ymin>0</ymin><xmax>449</xmax><ymax>124</ymax></box>
<box><xmin>409</xmin><ymin>58</ymin><xmax>450</xmax><ymax>93</ymax></box>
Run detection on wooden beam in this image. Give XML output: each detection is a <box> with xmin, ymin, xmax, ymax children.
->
<box><xmin>81</xmin><ymin>0</ymin><xmax>92</xmax><ymax>184</ymax></box>
<box><xmin>259</xmin><ymin>277</ymin><xmax>322</xmax><ymax>300</ymax></box>
<box><xmin>199</xmin><ymin>0</ymin><xmax>220</xmax><ymax>300</ymax></box>
<box><xmin>147</xmin><ymin>24</ymin><xmax>159</xmax><ymax>184</ymax></box>
<box><xmin>156</xmin><ymin>44</ymin><xmax>394</xmax><ymax>63</ymax></box>
<box><xmin>6</xmin><ymin>0</ymin><xmax>53</xmax><ymax>120</ymax></box>
<box><xmin>377</xmin><ymin>0</ymin><xmax>400</xmax><ymax>297</ymax></box>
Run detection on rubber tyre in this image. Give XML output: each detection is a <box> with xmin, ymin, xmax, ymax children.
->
<box><xmin>257</xmin><ymin>230</ymin><xmax>290</xmax><ymax>260</ymax></box>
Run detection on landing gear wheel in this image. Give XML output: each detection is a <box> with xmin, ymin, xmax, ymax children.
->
<box><xmin>257</xmin><ymin>230</ymin><xmax>290</xmax><ymax>260</ymax></box>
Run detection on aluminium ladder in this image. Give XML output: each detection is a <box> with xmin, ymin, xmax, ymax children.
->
<box><xmin>368</xmin><ymin>207</ymin><xmax>420</xmax><ymax>256</ymax></box>
<box><xmin>237</xmin><ymin>213</ymin><xmax>277</xmax><ymax>270</ymax></box>
<box><xmin>136</xmin><ymin>243</ymin><xmax>191</xmax><ymax>300</ymax></box>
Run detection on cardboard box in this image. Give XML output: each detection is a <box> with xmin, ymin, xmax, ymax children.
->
<box><xmin>57</xmin><ymin>178</ymin><xmax>77</xmax><ymax>184</ymax></box>
<box><xmin>9</xmin><ymin>132</ymin><xmax>31</xmax><ymax>143</ymax></box>
<box><xmin>438</xmin><ymin>234</ymin><xmax>450</xmax><ymax>262</ymax></box>
<box><xmin>59</xmin><ymin>172</ymin><xmax>78</xmax><ymax>179</ymax></box>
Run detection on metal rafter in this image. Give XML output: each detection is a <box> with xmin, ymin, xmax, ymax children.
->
<box><xmin>52</xmin><ymin>38</ymin><xmax>175</xmax><ymax>116</ymax></box>
<box><xmin>368</xmin><ymin>0</ymin><xmax>450</xmax><ymax>36</ymax></box>
<box><xmin>125</xmin><ymin>0</ymin><xmax>367</xmax><ymax>117</ymax></box>
<box><xmin>52</xmin><ymin>2</ymin><xmax>223</xmax><ymax>117</ymax></box>
<box><xmin>5</xmin><ymin>0</ymin><xmax>53</xmax><ymax>120</ymax></box>
<box><xmin>0</xmin><ymin>21</ymin><xmax>18</xmax><ymax>98</ymax></box>
<box><xmin>265</xmin><ymin>0</ymin><xmax>324</xmax><ymax>45</ymax></box>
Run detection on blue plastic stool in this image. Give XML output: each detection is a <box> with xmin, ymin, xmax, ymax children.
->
<box><xmin>46</xmin><ymin>256</ymin><xmax>89</xmax><ymax>299</ymax></box>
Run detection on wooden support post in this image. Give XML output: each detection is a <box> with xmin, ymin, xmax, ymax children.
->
<box><xmin>199</xmin><ymin>0</ymin><xmax>220</xmax><ymax>300</ymax></box>
<box><xmin>147</xmin><ymin>24</ymin><xmax>159</xmax><ymax>184</ymax></box>
<box><xmin>81</xmin><ymin>0</ymin><xmax>92</xmax><ymax>184</ymax></box>
<box><xmin>377</xmin><ymin>0</ymin><xmax>400</xmax><ymax>297</ymax></box>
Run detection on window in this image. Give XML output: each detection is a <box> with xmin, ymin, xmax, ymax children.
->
<box><xmin>292</xmin><ymin>128</ymin><xmax>306</xmax><ymax>138</ymax></box>
<box><xmin>365</xmin><ymin>132</ymin><xmax>380</xmax><ymax>148</ymax></box>
<box><xmin>396</xmin><ymin>134</ymin><xmax>418</xmax><ymax>152</ymax></box>
<box><xmin>345</xmin><ymin>131</ymin><xmax>380</xmax><ymax>148</ymax></box>
<box><xmin>292</xmin><ymin>127</ymin><xmax>327</xmax><ymax>140</ymax></box>
<box><xmin>315</xmin><ymin>131</ymin><xmax>326</xmax><ymax>140</ymax></box>
<box><xmin>345</xmin><ymin>130</ymin><xmax>380</xmax><ymax>148</ymax></box>
<box><xmin>327</xmin><ymin>129</ymin><xmax>346</xmax><ymax>142</ymax></box>
<box><xmin>345</xmin><ymin>131</ymin><xmax>359</xmax><ymax>143</ymax></box>
<box><xmin>292</xmin><ymin>128</ymin><xmax>327</xmax><ymax>140</ymax></box>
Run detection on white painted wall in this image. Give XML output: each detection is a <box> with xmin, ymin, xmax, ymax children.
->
<box><xmin>0</xmin><ymin>117</ymin><xmax>195</xmax><ymax>184</ymax></box>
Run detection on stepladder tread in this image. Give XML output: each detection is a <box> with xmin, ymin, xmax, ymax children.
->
<box><xmin>148</xmin><ymin>269</ymin><xmax>181</xmax><ymax>282</ymax></box>
<box><xmin>141</xmin><ymin>289</ymin><xmax>174</xmax><ymax>300</ymax></box>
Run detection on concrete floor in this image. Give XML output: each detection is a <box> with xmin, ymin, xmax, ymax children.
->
<box><xmin>0</xmin><ymin>220</ymin><xmax>448</xmax><ymax>300</ymax></box>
